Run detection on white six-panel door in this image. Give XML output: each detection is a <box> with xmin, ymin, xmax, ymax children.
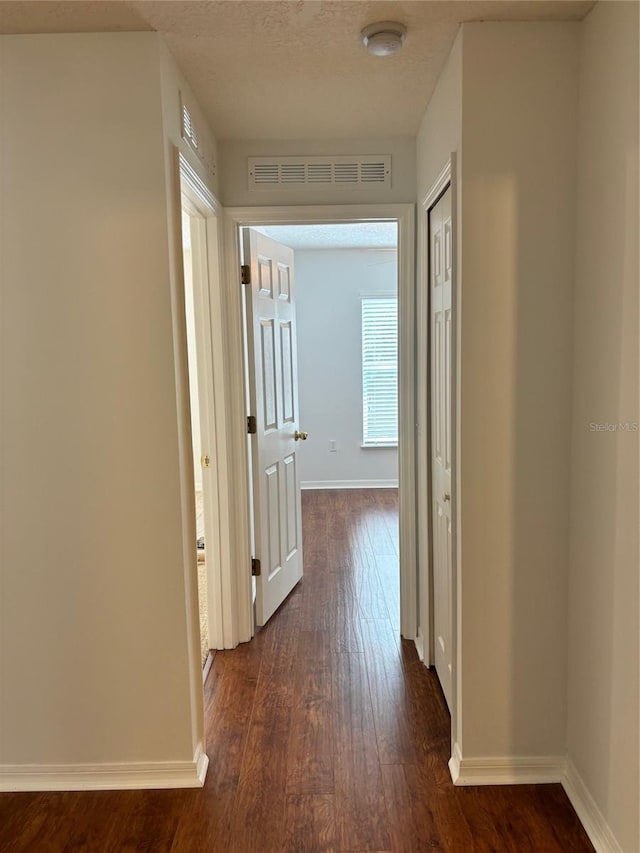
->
<box><xmin>244</xmin><ymin>230</ymin><xmax>304</xmax><ymax>626</ymax></box>
<box><xmin>430</xmin><ymin>187</ymin><xmax>453</xmax><ymax>710</ymax></box>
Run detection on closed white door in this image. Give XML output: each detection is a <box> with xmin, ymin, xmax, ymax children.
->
<box><xmin>430</xmin><ymin>187</ymin><xmax>453</xmax><ymax>710</ymax></box>
<box><xmin>244</xmin><ymin>229</ymin><xmax>304</xmax><ymax>625</ymax></box>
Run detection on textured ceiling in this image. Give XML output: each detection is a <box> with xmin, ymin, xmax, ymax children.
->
<box><xmin>0</xmin><ymin>0</ymin><xmax>595</xmax><ymax>139</ymax></box>
<box><xmin>0</xmin><ymin>1</ymin><xmax>152</xmax><ymax>33</ymax></box>
<box><xmin>255</xmin><ymin>222</ymin><xmax>398</xmax><ymax>249</ymax></box>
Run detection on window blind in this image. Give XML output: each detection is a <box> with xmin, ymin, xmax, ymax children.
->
<box><xmin>361</xmin><ymin>296</ymin><xmax>398</xmax><ymax>445</ymax></box>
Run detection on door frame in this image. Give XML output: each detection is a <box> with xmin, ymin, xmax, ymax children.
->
<box><xmin>222</xmin><ymin>204</ymin><xmax>416</xmax><ymax>642</ymax></box>
<box><xmin>180</xmin><ymin>163</ymin><xmax>224</xmax><ymax>657</ymax></box>
<box><xmin>174</xmin><ymin>151</ymin><xmax>240</xmax><ymax>659</ymax></box>
<box><xmin>418</xmin><ymin>155</ymin><xmax>460</xmax><ymax>754</ymax></box>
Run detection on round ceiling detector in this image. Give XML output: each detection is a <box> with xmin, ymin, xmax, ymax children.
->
<box><xmin>361</xmin><ymin>21</ymin><xmax>407</xmax><ymax>57</ymax></box>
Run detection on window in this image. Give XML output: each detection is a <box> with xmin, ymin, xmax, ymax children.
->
<box><xmin>361</xmin><ymin>296</ymin><xmax>398</xmax><ymax>446</ymax></box>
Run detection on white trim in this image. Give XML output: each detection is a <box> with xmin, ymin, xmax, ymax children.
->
<box><xmin>180</xmin><ymin>151</ymin><xmax>217</xmax><ymax>211</ymax></box>
<box><xmin>223</xmin><ymin>204</ymin><xmax>416</xmax><ymax>644</ymax></box>
<box><xmin>180</xmin><ymin>155</ymin><xmax>225</xmax><ymax>655</ymax></box>
<box><xmin>169</xmin><ymin>148</ymin><xmax>209</xmax><ymax>769</ymax></box>
<box><xmin>448</xmin><ymin>741</ymin><xmax>463</xmax><ymax>782</ymax></box>
<box><xmin>396</xmin><ymin>205</ymin><xmax>417</xmax><ymax>642</ymax></box>
<box><xmin>178</xmin><ymin>153</ymin><xmax>242</xmax><ymax>652</ymax></box>
<box><xmin>448</xmin><ymin>156</ymin><xmax>462</xmax><ymax>763</ymax></box>
<box><xmin>417</xmin><ymin>160</ymin><xmax>455</xmax><ymax>673</ymax></box>
<box><xmin>448</xmin><ymin>747</ymin><xmax>622</xmax><ymax>852</ymax></box>
<box><xmin>359</xmin><ymin>290</ymin><xmax>397</xmax><ymax>299</ymax></box>
<box><xmin>301</xmin><ymin>479</ymin><xmax>399</xmax><ymax>490</ymax></box>
<box><xmin>414</xmin><ymin>631</ymin><xmax>425</xmax><ymax>662</ymax></box>
<box><xmin>562</xmin><ymin>759</ymin><xmax>624</xmax><ymax>853</ymax></box>
<box><xmin>202</xmin><ymin>650</ymin><xmax>215</xmax><ymax>684</ymax></box>
<box><xmin>221</xmin><ymin>215</ymin><xmax>256</xmax><ymax>646</ymax></box>
<box><xmin>360</xmin><ymin>443</ymin><xmax>398</xmax><ymax>449</ymax></box>
<box><xmin>0</xmin><ymin>743</ymin><xmax>209</xmax><ymax>792</ymax></box>
<box><xmin>419</xmin><ymin>154</ymin><xmax>462</xmax><ymax>768</ymax></box>
<box><xmin>176</xmin><ymin>153</ymin><xmax>240</xmax><ymax>652</ymax></box>
<box><xmin>421</xmin><ymin>161</ymin><xmax>454</xmax><ymax>211</ymax></box>
<box><xmin>449</xmin><ymin>744</ymin><xmax>565</xmax><ymax>787</ymax></box>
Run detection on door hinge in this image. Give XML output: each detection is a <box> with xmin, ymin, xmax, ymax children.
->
<box><xmin>247</xmin><ymin>415</ymin><xmax>257</xmax><ymax>434</ymax></box>
<box><xmin>251</xmin><ymin>557</ymin><xmax>261</xmax><ymax>576</ymax></box>
<box><xmin>241</xmin><ymin>264</ymin><xmax>251</xmax><ymax>285</ymax></box>
<box><xmin>201</xmin><ymin>454</ymin><xmax>210</xmax><ymax>469</ymax></box>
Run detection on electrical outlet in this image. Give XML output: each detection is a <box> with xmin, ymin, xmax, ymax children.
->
<box><xmin>329</xmin><ymin>439</ymin><xmax>337</xmax><ymax>452</ymax></box>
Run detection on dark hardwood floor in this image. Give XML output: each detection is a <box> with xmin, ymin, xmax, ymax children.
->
<box><xmin>0</xmin><ymin>489</ymin><xmax>593</xmax><ymax>852</ymax></box>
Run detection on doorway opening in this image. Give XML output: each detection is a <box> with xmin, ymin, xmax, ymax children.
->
<box><xmin>246</xmin><ymin>222</ymin><xmax>400</xmax><ymax>629</ymax></box>
<box><xmin>178</xmin><ymin>155</ymin><xmax>227</xmax><ymax>678</ymax></box>
<box><xmin>228</xmin><ymin>207</ymin><xmax>414</xmax><ymax>640</ymax></box>
<box><xmin>417</xmin><ymin>157</ymin><xmax>458</xmax><ymax>751</ymax></box>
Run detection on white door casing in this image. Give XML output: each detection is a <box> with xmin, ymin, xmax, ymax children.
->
<box><xmin>243</xmin><ymin>229</ymin><xmax>304</xmax><ymax>625</ymax></box>
<box><xmin>430</xmin><ymin>187</ymin><xmax>454</xmax><ymax>711</ymax></box>
<box><xmin>222</xmin><ymin>204</ymin><xmax>415</xmax><ymax>646</ymax></box>
<box><xmin>181</xmin><ymin>203</ymin><xmax>224</xmax><ymax>656</ymax></box>
<box><xmin>178</xmin><ymin>152</ymin><xmax>230</xmax><ymax>660</ymax></box>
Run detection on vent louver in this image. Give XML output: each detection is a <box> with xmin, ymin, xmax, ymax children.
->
<box><xmin>248</xmin><ymin>156</ymin><xmax>391</xmax><ymax>191</ymax></box>
<box><xmin>181</xmin><ymin>103</ymin><xmax>198</xmax><ymax>151</ymax></box>
<box><xmin>179</xmin><ymin>91</ymin><xmax>216</xmax><ymax>177</ymax></box>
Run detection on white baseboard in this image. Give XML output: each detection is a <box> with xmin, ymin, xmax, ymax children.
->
<box><xmin>448</xmin><ymin>746</ymin><xmax>623</xmax><ymax>851</ymax></box>
<box><xmin>301</xmin><ymin>479</ymin><xmax>399</xmax><ymax>490</ymax></box>
<box><xmin>448</xmin><ymin>741</ymin><xmax>463</xmax><ymax>783</ymax></box>
<box><xmin>562</xmin><ymin>759</ymin><xmax>623</xmax><ymax>853</ymax></box>
<box><xmin>414</xmin><ymin>633</ymin><xmax>425</xmax><ymax>662</ymax></box>
<box><xmin>448</xmin><ymin>747</ymin><xmax>624</xmax><ymax>852</ymax></box>
<box><xmin>449</xmin><ymin>742</ymin><xmax>565</xmax><ymax>786</ymax></box>
<box><xmin>0</xmin><ymin>742</ymin><xmax>209</xmax><ymax>792</ymax></box>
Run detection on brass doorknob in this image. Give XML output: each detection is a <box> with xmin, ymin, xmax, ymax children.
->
<box><xmin>294</xmin><ymin>430</ymin><xmax>309</xmax><ymax>441</ymax></box>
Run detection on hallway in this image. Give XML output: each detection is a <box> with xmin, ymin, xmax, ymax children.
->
<box><xmin>0</xmin><ymin>490</ymin><xmax>592</xmax><ymax>851</ymax></box>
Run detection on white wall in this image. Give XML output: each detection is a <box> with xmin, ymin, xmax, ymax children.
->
<box><xmin>417</xmin><ymin>22</ymin><xmax>579</xmax><ymax>766</ymax></box>
<box><xmin>416</xmin><ymin>12</ymin><xmax>639</xmax><ymax>848</ymax></box>
<box><xmin>415</xmin><ymin>28</ymin><xmax>463</xmax><ymax>672</ymax></box>
<box><xmin>295</xmin><ymin>249</ymin><xmax>398</xmax><ymax>487</ymax></box>
<box><xmin>0</xmin><ymin>32</ymin><xmax>217</xmax><ymax>781</ymax></box>
<box><xmin>218</xmin><ymin>136</ymin><xmax>416</xmax><ymax>207</ymax></box>
<box><xmin>567</xmin><ymin>3</ymin><xmax>639</xmax><ymax>850</ymax></box>
<box><xmin>458</xmin><ymin>21</ymin><xmax>579</xmax><ymax>763</ymax></box>
<box><xmin>416</xmin><ymin>31</ymin><xmax>462</xmax><ymax>202</ymax></box>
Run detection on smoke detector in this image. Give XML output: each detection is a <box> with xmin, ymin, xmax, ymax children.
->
<box><xmin>361</xmin><ymin>21</ymin><xmax>407</xmax><ymax>57</ymax></box>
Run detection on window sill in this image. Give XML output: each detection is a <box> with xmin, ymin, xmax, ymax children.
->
<box><xmin>361</xmin><ymin>443</ymin><xmax>398</xmax><ymax>449</ymax></box>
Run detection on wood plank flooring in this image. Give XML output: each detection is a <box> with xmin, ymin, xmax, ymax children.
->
<box><xmin>0</xmin><ymin>489</ymin><xmax>593</xmax><ymax>852</ymax></box>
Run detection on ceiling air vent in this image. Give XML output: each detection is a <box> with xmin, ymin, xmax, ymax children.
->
<box><xmin>248</xmin><ymin>155</ymin><xmax>391</xmax><ymax>191</ymax></box>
